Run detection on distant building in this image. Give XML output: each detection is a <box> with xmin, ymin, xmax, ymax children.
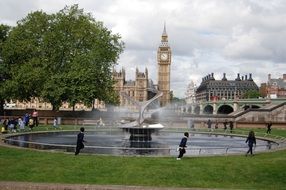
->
<box><xmin>157</xmin><ymin>24</ymin><xmax>172</xmax><ymax>106</ymax></box>
<box><xmin>185</xmin><ymin>81</ymin><xmax>197</xmax><ymax>104</ymax></box>
<box><xmin>113</xmin><ymin>24</ymin><xmax>172</xmax><ymax>107</ymax></box>
<box><xmin>5</xmin><ymin>98</ymin><xmax>105</xmax><ymax>111</ymax></box>
<box><xmin>112</xmin><ymin>67</ymin><xmax>157</xmax><ymax>107</ymax></box>
<box><xmin>264</xmin><ymin>74</ymin><xmax>286</xmax><ymax>98</ymax></box>
<box><xmin>196</xmin><ymin>73</ymin><xmax>259</xmax><ymax>102</ymax></box>
<box><xmin>259</xmin><ymin>83</ymin><xmax>267</xmax><ymax>98</ymax></box>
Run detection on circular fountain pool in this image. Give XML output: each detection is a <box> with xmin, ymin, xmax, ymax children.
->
<box><xmin>4</xmin><ymin>130</ymin><xmax>278</xmax><ymax>156</ymax></box>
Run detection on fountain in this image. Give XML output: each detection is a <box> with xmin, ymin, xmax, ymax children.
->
<box><xmin>2</xmin><ymin>90</ymin><xmax>282</xmax><ymax>156</ymax></box>
<box><xmin>118</xmin><ymin>88</ymin><xmax>164</xmax><ymax>141</ymax></box>
<box><xmin>3</xmin><ymin>130</ymin><xmax>280</xmax><ymax>156</ymax></box>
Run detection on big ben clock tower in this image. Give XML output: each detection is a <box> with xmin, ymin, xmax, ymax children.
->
<box><xmin>157</xmin><ymin>24</ymin><xmax>171</xmax><ymax>106</ymax></box>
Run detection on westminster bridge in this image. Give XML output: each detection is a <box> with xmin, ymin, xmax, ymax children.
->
<box><xmin>180</xmin><ymin>98</ymin><xmax>286</xmax><ymax>115</ymax></box>
<box><xmin>171</xmin><ymin>98</ymin><xmax>286</xmax><ymax>128</ymax></box>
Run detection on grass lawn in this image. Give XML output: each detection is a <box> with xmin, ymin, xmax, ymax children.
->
<box><xmin>0</xmin><ymin>126</ymin><xmax>286</xmax><ymax>189</ymax></box>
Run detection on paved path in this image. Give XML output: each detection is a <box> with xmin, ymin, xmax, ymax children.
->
<box><xmin>0</xmin><ymin>182</ymin><xmax>221</xmax><ymax>190</ymax></box>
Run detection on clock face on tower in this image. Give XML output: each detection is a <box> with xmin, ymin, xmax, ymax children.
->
<box><xmin>160</xmin><ymin>53</ymin><xmax>168</xmax><ymax>61</ymax></box>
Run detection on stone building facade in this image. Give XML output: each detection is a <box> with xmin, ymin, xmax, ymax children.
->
<box><xmin>196</xmin><ymin>73</ymin><xmax>259</xmax><ymax>102</ymax></box>
<box><xmin>112</xmin><ymin>67</ymin><xmax>156</xmax><ymax>107</ymax></box>
<box><xmin>5</xmin><ymin>98</ymin><xmax>105</xmax><ymax>111</ymax></box>
<box><xmin>113</xmin><ymin>25</ymin><xmax>172</xmax><ymax>107</ymax></box>
<box><xmin>157</xmin><ymin>24</ymin><xmax>172</xmax><ymax>106</ymax></box>
<box><xmin>263</xmin><ymin>74</ymin><xmax>286</xmax><ymax>98</ymax></box>
<box><xmin>185</xmin><ymin>81</ymin><xmax>197</xmax><ymax>104</ymax></box>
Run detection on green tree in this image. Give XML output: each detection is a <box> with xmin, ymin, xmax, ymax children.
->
<box><xmin>243</xmin><ymin>90</ymin><xmax>261</xmax><ymax>99</ymax></box>
<box><xmin>1</xmin><ymin>5</ymin><xmax>124</xmax><ymax>110</ymax></box>
<box><xmin>0</xmin><ymin>24</ymin><xmax>11</xmax><ymax>115</ymax></box>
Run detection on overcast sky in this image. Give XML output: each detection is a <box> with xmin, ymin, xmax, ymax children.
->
<box><xmin>1</xmin><ymin>0</ymin><xmax>285</xmax><ymax>98</ymax></box>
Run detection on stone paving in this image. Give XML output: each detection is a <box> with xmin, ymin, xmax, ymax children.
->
<box><xmin>0</xmin><ymin>182</ymin><xmax>220</xmax><ymax>190</ymax></box>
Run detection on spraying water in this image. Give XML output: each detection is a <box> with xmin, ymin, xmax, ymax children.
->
<box><xmin>118</xmin><ymin>89</ymin><xmax>164</xmax><ymax>141</ymax></box>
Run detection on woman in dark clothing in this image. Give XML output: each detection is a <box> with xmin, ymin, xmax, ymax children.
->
<box><xmin>177</xmin><ymin>132</ymin><xmax>189</xmax><ymax>160</ymax></box>
<box><xmin>245</xmin><ymin>130</ymin><xmax>256</xmax><ymax>156</ymax></box>
<box><xmin>75</xmin><ymin>127</ymin><xmax>86</xmax><ymax>155</ymax></box>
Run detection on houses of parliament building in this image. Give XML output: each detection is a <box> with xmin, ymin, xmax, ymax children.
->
<box><xmin>113</xmin><ymin>25</ymin><xmax>172</xmax><ymax>107</ymax></box>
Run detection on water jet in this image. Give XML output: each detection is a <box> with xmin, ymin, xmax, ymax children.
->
<box><xmin>118</xmin><ymin>89</ymin><xmax>164</xmax><ymax>141</ymax></box>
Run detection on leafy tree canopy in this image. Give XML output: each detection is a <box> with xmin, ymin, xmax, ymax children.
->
<box><xmin>1</xmin><ymin>5</ymin><xmax>124</xmax><ymax>110</ymax></box>
<box><xmin>0</xmin><ymin>24</ymin><xmax>11</xmax><ymax>114</ymax></box>
<box><xmin>0</xmin><ymin>24</ymin><xmax>11</xmax><ymax>83</ymax></box>
<box><xmin>243</xmin><ymin>90</ymin><xmax>261</xmax><ymax>99</ymax></box>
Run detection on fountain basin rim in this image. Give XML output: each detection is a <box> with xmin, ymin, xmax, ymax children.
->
<box><xmin>2</xmin><ymin>130</ymin><xmax>283</xmax><ymax>156</ymax></box>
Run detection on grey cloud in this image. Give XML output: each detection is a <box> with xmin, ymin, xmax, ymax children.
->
<box><xmin>0</xmin><ymin>0</ymin><xmax>38</xmax><ymax>25</ymax></box>
<box><xmin>1</xmin><ymin>0</ymin><xmax>286</xmax><ymax>98</ymax></box>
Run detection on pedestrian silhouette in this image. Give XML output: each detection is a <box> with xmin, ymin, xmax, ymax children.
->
<box><xmin>177</xmin><ymin>132</ymin><xmax>189</xmax><ymax>160</ymax></box>
<box><xmin>75</xmin><ymin>127</ymin><xmax>86</xmax><ymax>155</ymax></box>
<box><xmin>245</xmin><ymin>130</ymin><xmax>256</xmax><ymax>156</ymax></box>
<box><xmin>229</xmin><ymin>121</ymin><xmax>234</xmax><ymax>133</ymax></box>
<box><xmin>266</xmin><ymin>122</ymin><xmax>272</xmax><ymax>134</ymax></box>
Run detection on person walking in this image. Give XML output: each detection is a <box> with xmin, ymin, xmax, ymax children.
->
<box><xmin>245</xmin><ymin>130</ymin><xmax>256</xmax><ymax>156</ymax></box>
<box><xmin>223</xmin><ymin>120</ymin><xmax>228</xmax><ymax>132</ymax></box>
<box><xmin>214</xmin><ymin>120</ymin><xmax>219</xmax><ymax>130</ymax></box>
<box><xmin>53</xmin><ymin>117</ymin><xmax>58</xmax><ymax>129</ymax></box>
<box><xmin>75</xmin><ymin>127</ymin><xmax>86</xmax><ymax>155</ymax></box>
<box><xmin>177</xmin><ymin>132</ymin><xmax>189</xmax><ymax>160</ymax></box>
<box><xmin>32</xmin><ymin>109</ymin><xmax>39</xmax><ymax>127</ymax></box>
<box><xmin>23</xmin><ymin>113</ymin><xmax>29</xmax><ymax>127</ymax></box>
<box><xmin>207</xmin><ymin>119</ymin><xmax>212</xmax><ymax>132</ymax></box>
<box><xmin>229</xmin><ymin>121</ymin><xmax>234</xmax><ymax>133</ymax></box>
<box><xmin>18</xmin><ymin>117</ymin><xmax>25</xmax><ymax>132</ymax></box>
<box><xmin>266</xmin><ymin>122</ymin><xmax>272</xmax><ymax>134</ymax></box>
<box><xmin>8</xmin><ymin>118</ymin><xmax>15</xmax><ymax>132</ymax></box>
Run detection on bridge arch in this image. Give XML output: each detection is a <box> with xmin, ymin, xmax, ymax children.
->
<box><xmin>217</xmin><ymin>105</ymin><xmax>234</xmax><ymax>114</ymax></box>
<box><xmin>203</xmin><ymin>105</ymin><xmax>213</xmax><ymax>114</ymax></box>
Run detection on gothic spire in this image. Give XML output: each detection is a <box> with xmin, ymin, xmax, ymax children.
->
<box><xmin>162</xmin><ymin>22</ymin><xmax>167</xmax><ymax>36</ymax></box>
<box><xmin>161</xmin><ymin>22</ymin><xmax>168</xmax><ymax>44</ymax></box>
